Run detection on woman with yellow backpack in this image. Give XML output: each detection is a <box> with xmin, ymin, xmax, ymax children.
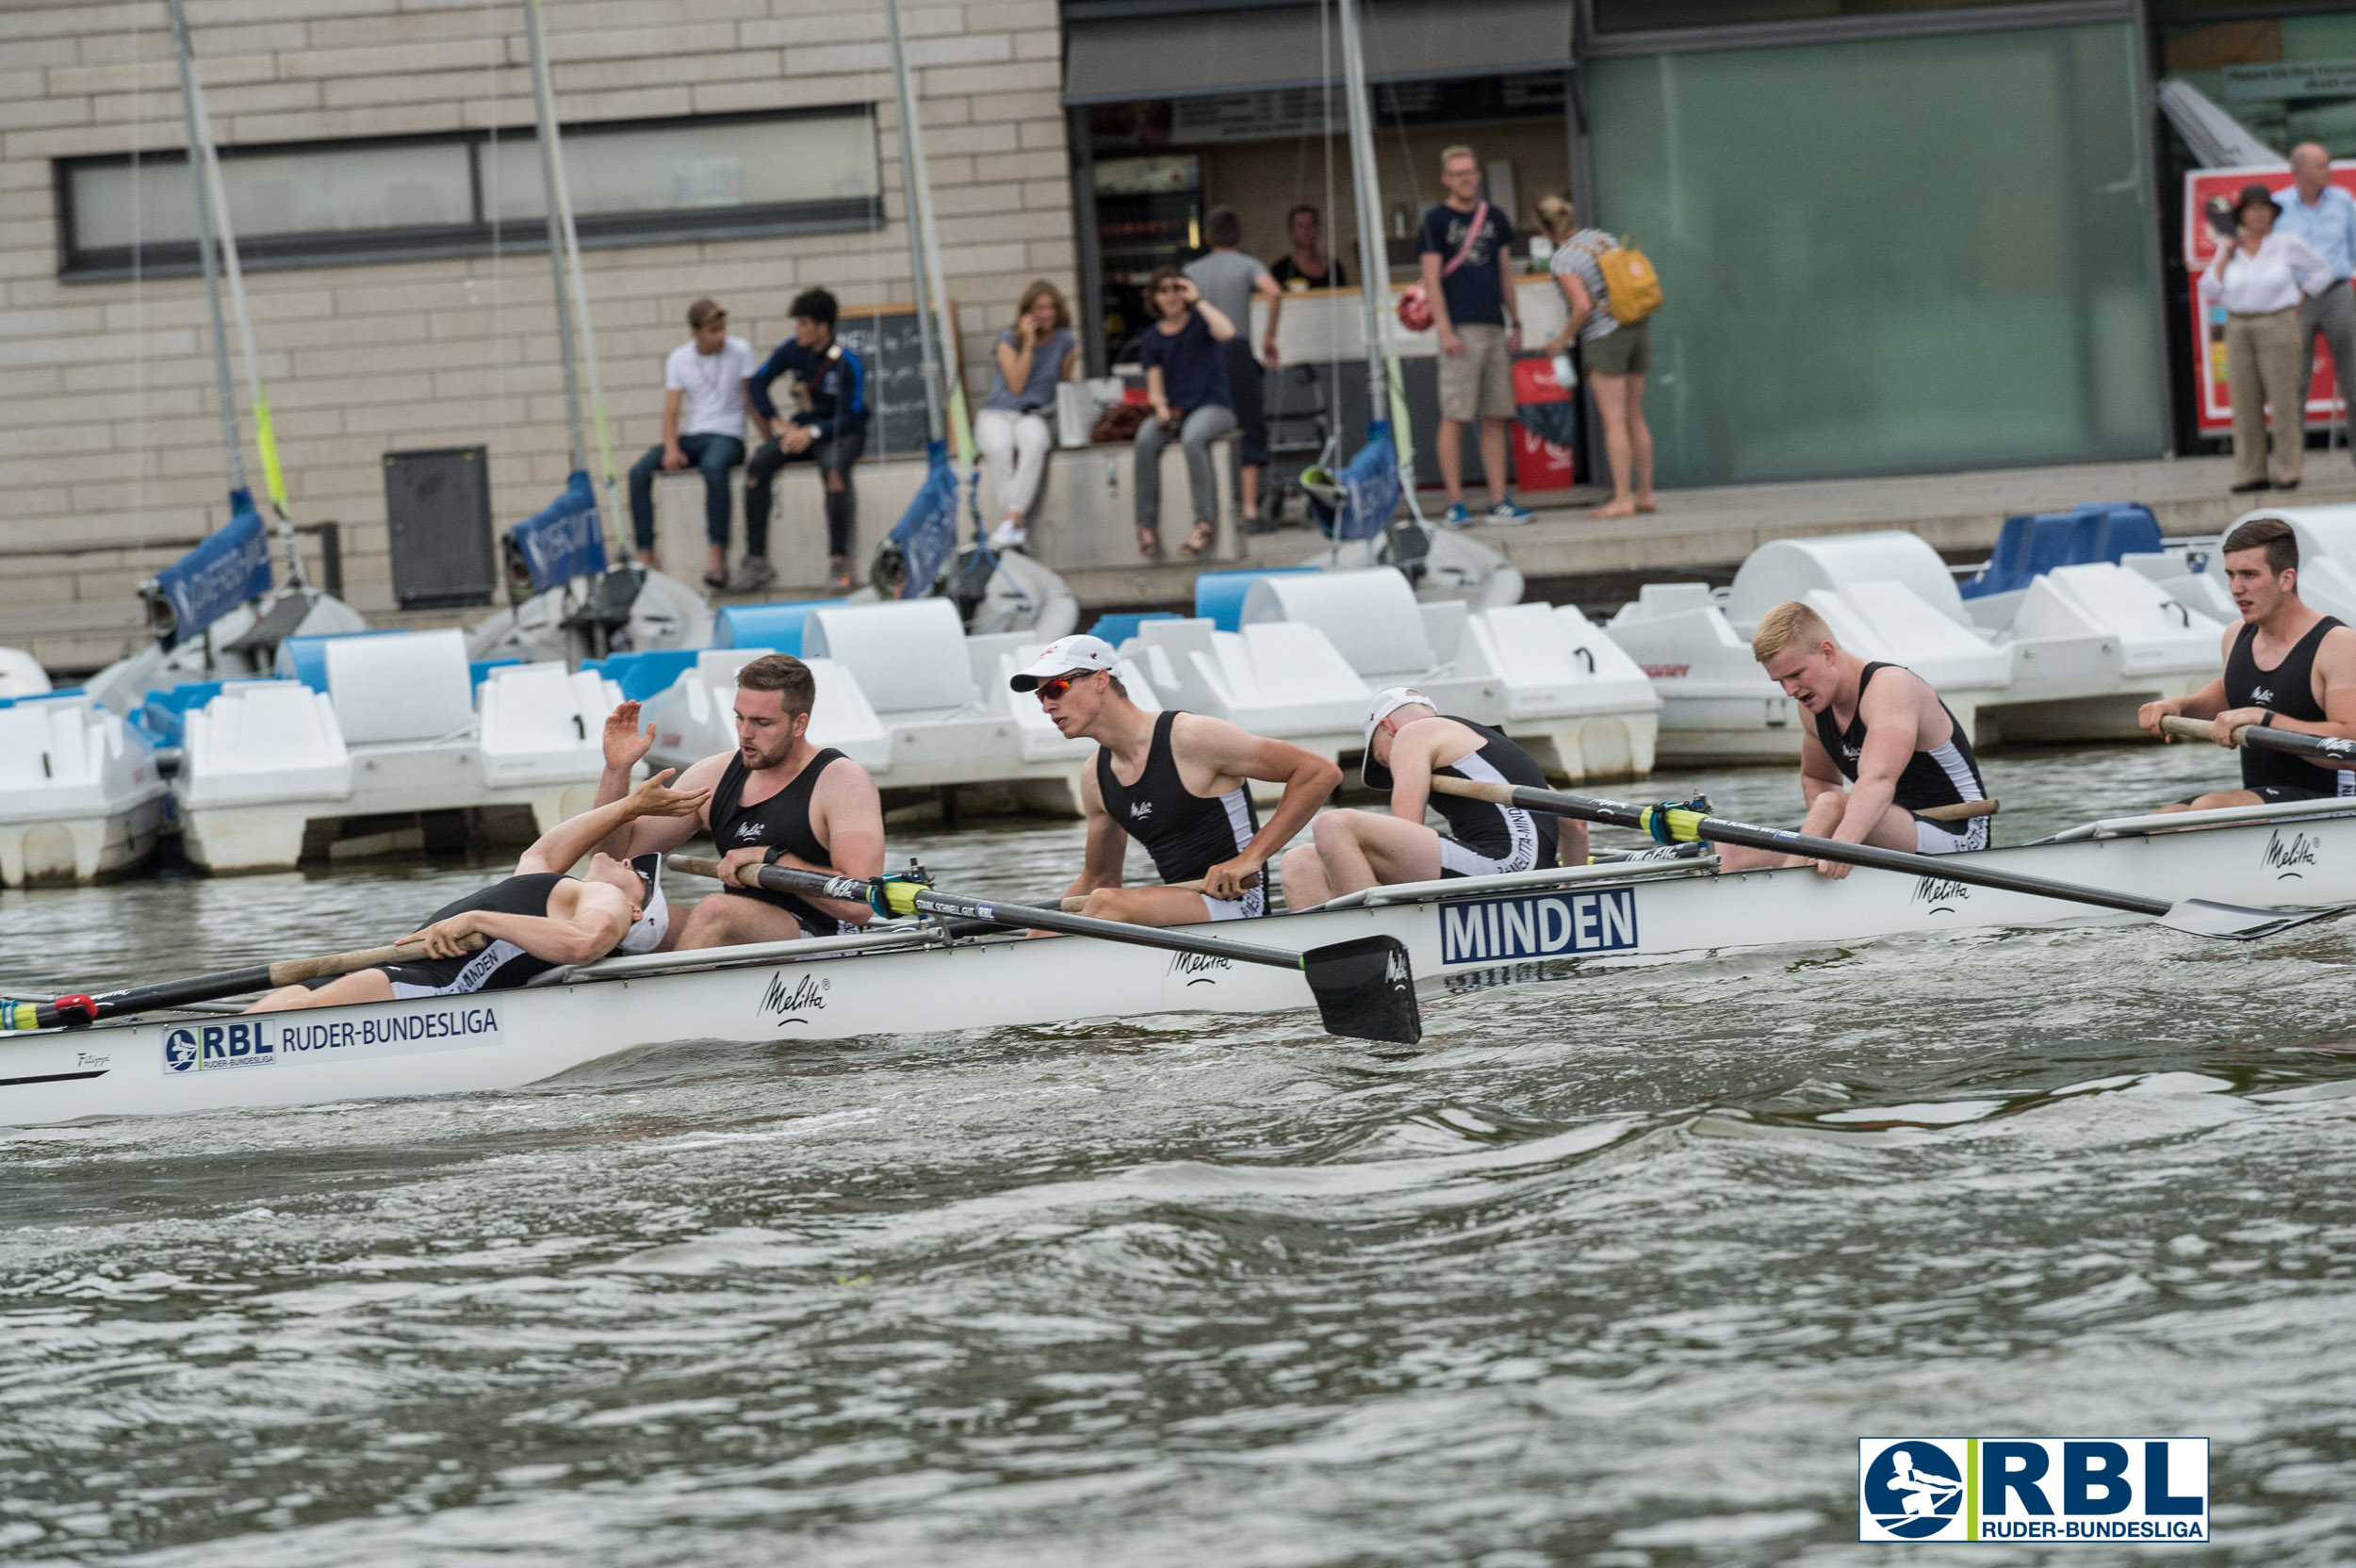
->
<box><xmin>1535</xmin><ymin>194</ymin><xmax>1661</xmax><ymax>520</ymax></box>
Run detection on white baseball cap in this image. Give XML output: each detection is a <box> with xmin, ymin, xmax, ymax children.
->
<box><xmin>1009</xmin><ymin>633</ymin><xmax>1120</xmax><ymax>692</ymax></box>
<box><xmin>1365</xmin><ymin>686</ymin><xmax>1432</xmax><ymax>747</ymax></box>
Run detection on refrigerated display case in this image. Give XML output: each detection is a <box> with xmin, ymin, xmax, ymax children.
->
<box><xmin>1094</xmin><ymin>154</ymin><xmax>1203</xmax><ymax>363</ymax></box>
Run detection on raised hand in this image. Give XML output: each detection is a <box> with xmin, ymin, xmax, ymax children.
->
<box><xmin>626</xmin><ymin>767</ymin><xmax>711</xmax><ymax>820</ymax></box>
<box><xmin>604</xmin><ymin>701</ymin><xmax>654</xmax><ymax>772</ymax></box>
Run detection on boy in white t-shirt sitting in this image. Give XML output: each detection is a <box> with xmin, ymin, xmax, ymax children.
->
<box><xmin>628</xmin><ymin>297</ymin><xmax>758</xmax><ymax>589</ymax></box>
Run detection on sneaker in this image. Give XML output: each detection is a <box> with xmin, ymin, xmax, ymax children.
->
<box><xmin>988</xmin><ymin>518</ymin><xmax>1028</xmax><ymax>549</ymax></box>
<box><xmin>1443</xmin><ymin>502</ymin><xmax>1474</xmax><ymax>529</ymax></box>
<box><xmin>736</xmin><ymin>555</ymin><xmax>776</xmax><ymax>591</ymax></box>
<box><xmin>827</xmin><ymin>555</ymin><xmax>855</xmax><ymax>593</ymax></box>
<box><xmin>2229</xmin><ymin>479</ymin><xmax>2272</xmax><ymax>494</ymax></box>
<box><xmin>1486</xmin><ymin>496</ymin><xmax>1536</xmax><ymax>524</ymax></box>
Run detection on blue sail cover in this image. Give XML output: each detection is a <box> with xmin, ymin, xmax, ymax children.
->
<box><xmin>511</xmin><ymin>470</ymin><xmax>607</xmax><ymax>592</ymax></box>
<box><xmin>889</xmin><ymin>440</ymin><xmax>958</xmax><ymax>599</ymax></box>
<box><xmin>1310</xmin><ymin>421</ymin><xmax>1403</xmax><ymax>542</ymax></box>
<box><xmin>151</xmin><ymin>488</ymin><xmax>271</xmax><ymax>648</ymax></box>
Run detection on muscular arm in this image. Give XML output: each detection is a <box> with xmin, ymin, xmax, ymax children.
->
<box><xmin>1067</xmin><ymin>760</ymin><xmax>1129</xmax><ymax>902</ymax></box>
<box><xmin>794</xmin><ymin>762</ymin><xmax>885</xmax><ymax>926</ymax></box>
<box><xmin>1381</xmin><ymin>717</ymin><xmax>1463</xmax><ymax>825</ymax></box>
<box><xmin>1420</xmin><ymin>250</ymin><xmax>1452</xmax><ymax>338</ymax></box>
<box><xmin>409</xmin><ymin>882</ymin><xmax>631</xmax><ymax>967</ymax></box>
<box><xmin>2272</xmin><ymin>624</ymin><xmax>2356</xmax><ymax>772</ymax></box>
<box><xmin>661</xmin><ymin>389</ymin><xmax>683</xmax><ymax>453</ymax></box>
<box><xmin>515</xmin><ymin>771</ymin><xmax>710</xmax><ymax>875</ymax></box>
<box><xmin>1837</xmin><ymin>680</ymin><xmax>1921</xmax><ymax>845</ymax></box>
<box><xmin>1171</xmin><ymin>713</ymin><xmax>1341</xmax><ymax>898</ymax></box>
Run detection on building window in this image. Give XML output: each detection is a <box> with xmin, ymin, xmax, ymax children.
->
<box><xmin>2159</xmin><ymin>10</ymin><xmax>2356</xmax><ymax>160</ymax></box>
<box><xmin>1593</xmin><ymin>0</ymin><xmax>2052</xmax><ymax>29</ymax></box>
<box><xmin>57</xmin><ymin>108</ymin><xmax>880</xmax><ymax>282</ymax></box>
<box><xmin>1589</xmin><ymin>21</ymin><xmax>2165</xmax><ymax>485</ymax></box>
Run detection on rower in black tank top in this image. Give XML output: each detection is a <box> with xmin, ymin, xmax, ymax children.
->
<box><xmin>710</xmin><ymin>747</ymin><xmax>858</xmax><ymax>936</ymax></box>
<box><xmin>1809</xmin><ymin>662</ymin><xmax>1990</xmax><ymax>851</ymax></box>
<box><xmin>1094</xmin><ymin>710</ymin><xmax>1265</xmax><ymax>919</ymax></box>
<box><xmin>2224</xmin><ymin>615</ymin><xmax>2356</xmax><ymax>798</ymax></box>
<box><xmin>1362</xmin><ymin>716</ymin><xmax>1559</xmax><ymax>876</ymax></box>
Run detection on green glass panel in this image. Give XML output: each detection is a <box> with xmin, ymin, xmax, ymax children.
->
<box><xmin>1595</xmin><ymin>0</ymin><xmax>2029</xmax><ymax>33</ymax></box>
<box><xmin>1589</xmin><ymin>24</ymin><xmax>2165</xmax><ymax>486</ymax></box>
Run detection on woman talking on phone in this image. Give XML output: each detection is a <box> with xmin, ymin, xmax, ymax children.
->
<box><xmin>2203</xmin><ymin>180</ymin><xmax>2331</xmax><ymax>495</ymax></box>
<box><xmin>975</xmin><ymin>281</ymin><xmax>1079</xmax><ymax>550</ymax></box>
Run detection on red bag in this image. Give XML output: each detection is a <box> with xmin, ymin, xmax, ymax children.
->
<box><xmin>1397</xmin><ymin>201</ymin><xmax>1487</xmax><ymax>333</ymax></box>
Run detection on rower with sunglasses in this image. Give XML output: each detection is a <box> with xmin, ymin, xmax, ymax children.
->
<box><xmin>1011</xmin><ymin>635</ymin><xmax>1341</xmax><ymax>925</ymax></box>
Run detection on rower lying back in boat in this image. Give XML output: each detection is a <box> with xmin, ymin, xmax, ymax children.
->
<box><xmin>590</xmin><ymin>654</ymin><xmax>886</xmax><ymax>949</ymax></box>
<box><xmin>1282</xmin><ymin>687</ymin><xmax>1581</xmax><ymax>906</ymax></box>
<box><xmin>1721</xmin><ymin>600</ymin><xmax>1992</xmax><ymax>878</ymax></box>
<box><xmin>245</xmin><ymin>770</ymin><xmax>707</xmax><ymax>1013</ymax></box>
<box><xmin>2139</xmin><ymin>516</ymin><xmax>2356</xmax><ymax>811</ymax></box>
<box><xmin>1010</xmin><ymin>634</ymin><xmax>1343</xmax><ymax>926</ymax></box>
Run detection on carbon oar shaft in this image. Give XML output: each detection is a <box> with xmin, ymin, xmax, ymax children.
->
<box><xmin>669</xmin><ymin>857</ymin><xmax>1302</xmax><ymax>970</ymax></box>
<box><xmin>5</xmin><ymin>935</ymin><xmax>485</xmax><ymax>1032</ymax></box>
<box><xmin>1430</xmin><ymin>777</ymin><xmax>2171</xmax><ymax>918</ymax></box>
<box><xmin>663</xmin><ymin>856</ymin><xmax>1421</xmax><ymax>1044</ymax></box>
<box><xmin>2158</xmin><ymin>712</ymin><xmax>2356</xmax><ymax>764</ymax></box>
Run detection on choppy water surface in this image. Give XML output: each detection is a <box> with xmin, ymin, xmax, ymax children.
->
<box><xmin>4</xmin><ymin>741</ymin><xmax>2355</xmax><ymax>1566</ymax></box>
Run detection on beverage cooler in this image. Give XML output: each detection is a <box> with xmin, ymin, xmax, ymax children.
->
<box><xmin>1094</xmin><ymin>155</ymin><xmax>1203</xmax><ymax>363</ymax></box>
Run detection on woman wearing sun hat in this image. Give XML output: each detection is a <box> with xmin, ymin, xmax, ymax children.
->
<box><xmin>2203</xmin><ymin>180</ymin><xmax>2332</xmax><ymax>494</ymax></box>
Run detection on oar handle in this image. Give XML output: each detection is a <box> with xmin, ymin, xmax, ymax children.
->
<box><xmin>2158</xmin><ymin>711</ymin><xmax>2356</xmax><ymax>764</ymax></box>
<box><xmin>1427</xmin><ymin>776</ymin><xmax>1995</xmax><ymax>823</ymax></box>
<box><xmin>267</xmin><ymin>934</ymin><xmax>485</xmax><ymax>986</ymax></box>
<box><xmin>14</xmin><ymin>933</ymin><xmax>488</xmax><ymax>1032</ymax></box>
<box><xmin>1056</xmin><ymin>874</ymin><xmax>1259</xmax><ymax>913</ymax></box>
<box><xmin>1431</xmin><ymin>778</ymin><xmax>2171</xmax><ymax>919</ymax></box>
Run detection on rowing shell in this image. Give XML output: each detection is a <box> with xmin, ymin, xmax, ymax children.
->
<box><xmin>3</xmin><ymin>800</ymin><xmax>2350</xmax><ymax>1128</ymax></box>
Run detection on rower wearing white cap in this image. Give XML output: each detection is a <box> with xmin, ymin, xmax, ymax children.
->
<box><xmin>1011</xmin><ymin>634</ymin><xmax>1341</xmax><ymax>925</ymax></box>
<box><xmin>1280</xmin><ymin>688</ymin><xmax>1576</xmax><ymax>906</ymax></box>
<box><xmin>247</xmin><ymin>770</ymin><xmax>706</xmax><ymax>1013</ymax></box>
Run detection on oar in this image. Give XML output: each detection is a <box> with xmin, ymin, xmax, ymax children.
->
<box><xmin>3</xmin><ymin>935</ymin><xmax>487</xmax><ymax>1033</ymax></box>
<box><xmin>1057</xmin><ymin>872</ymin><xmax>1260</xmax><ymax>913</ymax></box>
<box><xmin>666</xmin><ymin>856</ymin><xmax>1419</xmax><ymax>1044</ymax></box>
<box><xmin>1428</xmin><ymin>777</ymin><xmax>2333</xmax><ymax>940</ymax></box>
<box><xmin>2158</xmin><ymin>712</ymin><xmax>2356</xmax><ymax>766</ymax></box>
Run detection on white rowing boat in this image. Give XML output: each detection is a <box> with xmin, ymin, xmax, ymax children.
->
<box><xmin>2</xmin><ymin>797</ymin><xmax>2350</xmax><ymax>1129</ymax></box>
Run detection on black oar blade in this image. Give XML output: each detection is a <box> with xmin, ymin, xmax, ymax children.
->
<box><xmin>1301</xmin><ymin>937</ymin><xmax>1421</xmax><ymax>1044</ymax></box>
<box><xmin>2159</xmin><ymin>899</ymin><xmax>2348</xmax><ymax>941</ymax></box>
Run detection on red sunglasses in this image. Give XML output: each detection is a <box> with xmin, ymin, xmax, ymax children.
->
<box><xmin>1034</xmin><ymin>670</ymin><xmax>1096</xmax><ymax>699</ymax></box>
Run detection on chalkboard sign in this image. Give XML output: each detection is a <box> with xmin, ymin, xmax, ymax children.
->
<box><xmin>831</xmin><ymin>302</ymin><xmax>961</xmax><ymax>461</ymax></box>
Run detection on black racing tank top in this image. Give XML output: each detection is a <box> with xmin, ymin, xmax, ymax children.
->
<box><xmin>2225</xmin><ymin>615</ymin><xmax>2355</xmax><ymax>793</ymax></box>
<box><xmin>410</xmin><ymin>872</ymin><xmax>567</xmax><ymax>989</ymax></box>
<box><xmin>1363</xmin><ymin>716</ymin><xmax>1559</xmax><ymax>869</ymax></box>
<box><xmin>709</xmin><ymin>747</ymin><xmax>855</xmax><ymax>935</ymax></box>
<box><xmin>1810</xmin><ymin>662</ymin><xmax>1988</xmax><ymax>814</ymax></box>
<box><xmin>1095</xmin><ymin>710</ymin><xmax>1260</xmax><ymax>885</ymax></box>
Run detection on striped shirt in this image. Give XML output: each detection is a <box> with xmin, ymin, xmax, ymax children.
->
<box><xmin>1549</xmin><ymin>229</ymin><xmax>1621</xmax><ymax>345</ymax></box>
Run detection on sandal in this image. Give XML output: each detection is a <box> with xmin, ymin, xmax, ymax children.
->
<box><xmin>701</xmin><ymin>569</ymin><xmax>729</xmax><ymax>590</ymax></box>
<box><xmin>1137</xmin><ymin>526</ymin><xmax>1162</xmax><ymax>560</ymax></box>
<box><xmin>1178</xmin><ymin>518</ymin><xmax>1217</xmax><ymax>558</ymax></box>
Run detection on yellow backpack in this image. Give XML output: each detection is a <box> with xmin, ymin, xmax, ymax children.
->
<box><xmin>1579</xmin><ymin>235</ymin><xmax>1662</xmax><ymax>324</ymax></box>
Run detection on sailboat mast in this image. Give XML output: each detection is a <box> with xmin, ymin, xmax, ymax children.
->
<box><xmin>883</xmin><ymin>0</ymin><xmax>944</xmax><ymax>448</ymax></box>
<box><xmin>521</xmin><ymin>0</ymin><xmax>587</xmax><ymax>475</ymax></box>
<box><xmin>165</xmin><ymin>0</ymin><xmax>246</xmax><ymax>498</ymax></box>
<box><xmin>1335</xmin><ymin>0</ymin><xmax>1392</xmax><ymax>418</ymax></box>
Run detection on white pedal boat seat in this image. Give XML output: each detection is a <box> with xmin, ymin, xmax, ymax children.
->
<box><xmin>0</xmin><ymin>693</ymin><xmax>169</xmax><ymax>886</ymax></box>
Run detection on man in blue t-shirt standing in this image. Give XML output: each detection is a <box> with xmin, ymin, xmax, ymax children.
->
<box><xmin>745</xmin><ymin>288</ymin><xmax>870</xmax><ymax>593</ymax></box>
<box><xmin>1417</xmin><ymin>145</ymin><xmax>1533</xmax><ymax>527</ymax></box>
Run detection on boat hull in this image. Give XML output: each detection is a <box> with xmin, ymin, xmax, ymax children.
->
<box><xmin>5</xmin><ymin>808</ymin><xmax>2351</xmax><ymax>1126</ymax></box>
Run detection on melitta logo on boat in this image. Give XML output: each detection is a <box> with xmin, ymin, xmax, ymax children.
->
<box><xmin>1857</xmin><ymin>1438</ymin><xmax>2208</xmax><ymax>1543</ymax></box>
<box><xmin>1439</xmin><ymin>888</ymin><xmax>1637</xmax><ymax>964</ymax></box>
<box><xmin>161</xmin><ymin>1006</ymin><xmax>503</xmax><ymax>1075</ymax></box>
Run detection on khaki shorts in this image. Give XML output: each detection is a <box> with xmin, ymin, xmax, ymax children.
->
<box><xmin>1585</xmin><ymin>319</ymin><xmax>1651</xmax><ymax>377</ymax></box>
<box><xmin>1439</xmin><ymin>322</ymin><xmax>1515</xmax><ymax>420</ymax></box>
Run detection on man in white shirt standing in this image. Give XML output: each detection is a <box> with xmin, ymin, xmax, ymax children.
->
<box><xmin>2201</xmin><ymin>183</ymin><xmax>2331</xmax><ymax>494</ymax></box>
<box><xmin>627</xmin><ymin>298</ymin><xmax>757</xmax><ymax>586</ymax></box>
<box><xmin>2275</xmin><ymin>143</ymin><xmax>2356</xmax><ymax>471</ymax></box>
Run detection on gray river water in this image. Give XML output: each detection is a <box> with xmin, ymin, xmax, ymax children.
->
<box><xmin>3</xmin><ymin>740</ymin><xmax>2354</xmax><ymax>1566</ymax></box>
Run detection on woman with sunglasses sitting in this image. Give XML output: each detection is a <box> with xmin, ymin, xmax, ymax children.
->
<box><xmin>1134</xmin><ymin>266</ymin><xmax>1239</xmax><ymax>561</ymax></box>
